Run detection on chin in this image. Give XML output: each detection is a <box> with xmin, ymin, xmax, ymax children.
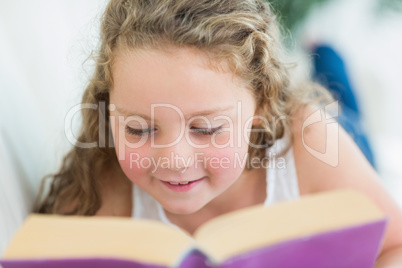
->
<box><xmin>162</xmin><ymin>200</ymin><xmax>205</xmax><ymax>215</ymax></box>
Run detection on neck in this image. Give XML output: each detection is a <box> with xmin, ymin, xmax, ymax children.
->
<box><xmin>164</xmin><ymin>167</ymin><xmax>267</xmax><ymax>235</ymax></box>
<box><xmin>96</xmin><ymin>163</ymin><xmax>133</xmax><ymax>217</ymax></box>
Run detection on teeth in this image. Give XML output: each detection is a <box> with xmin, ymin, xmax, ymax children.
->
<box><xmin>169</xmin><ymin>181</ymin><xmax>189</xmax><ymax>185</ymax></box>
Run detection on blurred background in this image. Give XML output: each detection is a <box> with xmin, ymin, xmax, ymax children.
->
<box><xmin>1</xmin><ymin>0</ymin><xmax>401</xmax><ymax>255</ymax></box>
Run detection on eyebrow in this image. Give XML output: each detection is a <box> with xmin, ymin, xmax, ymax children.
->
<box><xmin>114</xmin><ymin>105</ymin><xmax>236</xmax><ymax>121</ymax></box>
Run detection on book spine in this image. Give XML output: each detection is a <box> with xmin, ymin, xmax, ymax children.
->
<box><xmin>176</xmin><ymin>248</ymin><xmax>212</xmax><ymax>268</ymax></box>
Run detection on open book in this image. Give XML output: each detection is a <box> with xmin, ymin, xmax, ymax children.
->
<box><xmin>1</xmin><ymin>189</ymin><xmax>387</xmax><ymax>268</ymax></box>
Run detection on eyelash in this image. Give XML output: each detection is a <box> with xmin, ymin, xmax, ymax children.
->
<box><xmin>125</xmin><ymin>126</ymin><xmax>223</xmax><ymax>136</ymax></box>
<box><xmin>125</xmin><ymin>126</ymin><xmax>155</xmax><ymax>136</ymax></box>
<box><xmin>191</xmin><ymin>126</ymin><xmax>223</xmax><ymax>135</ymax></box>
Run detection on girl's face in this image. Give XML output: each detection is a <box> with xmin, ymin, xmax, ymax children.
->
<box><xmin>109</xmin><ymin>47</ymin><xmax>258</xmax><ymax>215</ymax></box>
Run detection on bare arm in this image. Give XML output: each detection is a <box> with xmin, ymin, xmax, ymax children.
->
<box><xmin>291</xmin><ymin>106</ymin><xmax>402</xmax><ymax>266</ymax></box>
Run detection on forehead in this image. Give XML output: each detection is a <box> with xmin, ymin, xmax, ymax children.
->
<box><xmin>110</xmin><ymin>47</ymin><xmax>255</xmax><ymax>116</ymax></box>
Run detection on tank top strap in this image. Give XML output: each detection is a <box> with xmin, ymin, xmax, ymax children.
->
<box><xmin>264</xmin><ymin>137</ymin><xmax>300</xmax><ymax>205</ymax></box>
<box><xmin>132</xmin><ymin>183</ymin><xmax>174</xmax><ymax>224</ymax></box>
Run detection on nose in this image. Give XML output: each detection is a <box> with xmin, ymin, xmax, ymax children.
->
<box><xmin>153</xmin><ymin>133</ymin><xmax>195</xmax><ymax>171</ymax></box>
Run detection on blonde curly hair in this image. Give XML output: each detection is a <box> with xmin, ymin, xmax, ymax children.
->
<box><xmin>36</xmin><ymin>0</ymin><xmax>328</xmax><ymax>215</ymax></box>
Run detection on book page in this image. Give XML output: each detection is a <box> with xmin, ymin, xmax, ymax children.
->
<box><xmin>193</xmin><ymin>189</ymin><xmax>385</xmax><ymax>263</ymax></box>
<box><xmin>4</xmin><ymin>215</ymin><xmax>194</xmax><ymax>266</ymax></box>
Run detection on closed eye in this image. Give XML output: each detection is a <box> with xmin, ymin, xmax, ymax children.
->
<box><xmin>191</xmin><ymin>126</ymin><xmax>223</xmax><ymax>135</ymax></box>
<box><xmin>125</xmin><ymin>126</ymin><xmax>155</xmax><ymax>136</ymax></box>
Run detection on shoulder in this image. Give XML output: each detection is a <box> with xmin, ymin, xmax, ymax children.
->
<box><xmin>290</xmin><ymin>104</ymin><xmax>402</xmax><ymax>255</ymax></box>
<box><xmin>289</xmin><ymin>104</ymin><xmax>369</xmax><ymax>194</ymax></box>
<box><xmin>290</xmin><ymin>104</ymin><xmax>380</xmax><ymax>194</ymax></box>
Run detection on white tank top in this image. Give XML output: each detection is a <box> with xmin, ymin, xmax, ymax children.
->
<box><xmin>131</xmin><ymin>138</ymin><xmax>300</xmax><ymax>224</ymax></box>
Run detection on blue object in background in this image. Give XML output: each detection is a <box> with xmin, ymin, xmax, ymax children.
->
<box><xmin>312</xmin><ymin>45</ymin><xmax>376</xmax><ymax>168</ymax></box>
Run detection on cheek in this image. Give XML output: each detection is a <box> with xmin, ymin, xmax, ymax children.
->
<box><xmin>117</xmin><ymin>147</ymin><xmax>152</xmax><ymax>184</ymax></box>
<box><xmin>202</xmin><ymin>145</ymin><xmax>248</xmax><ymax>179</ymax></box>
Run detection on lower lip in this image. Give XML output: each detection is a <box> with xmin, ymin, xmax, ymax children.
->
<box><xmin>161</xmin><ymin>177</ymin><xmax>205</xmax><ymax>192</ymax></box>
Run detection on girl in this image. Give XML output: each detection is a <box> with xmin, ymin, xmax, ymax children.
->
<box><xmin>36</xmin><ymin>0</ymin><xmax>402</xmax><ymax>265</ymax></box>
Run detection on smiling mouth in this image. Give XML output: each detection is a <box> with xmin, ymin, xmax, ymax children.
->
<box><xmin>160</xmin><ymin>177</ymin><xmax>205</xmax><ymax>192</ymax></box>
<box><xmin>168</xmin><ymin>181</ymin><xmax>190</xmax><ymax>185</ymax></box>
